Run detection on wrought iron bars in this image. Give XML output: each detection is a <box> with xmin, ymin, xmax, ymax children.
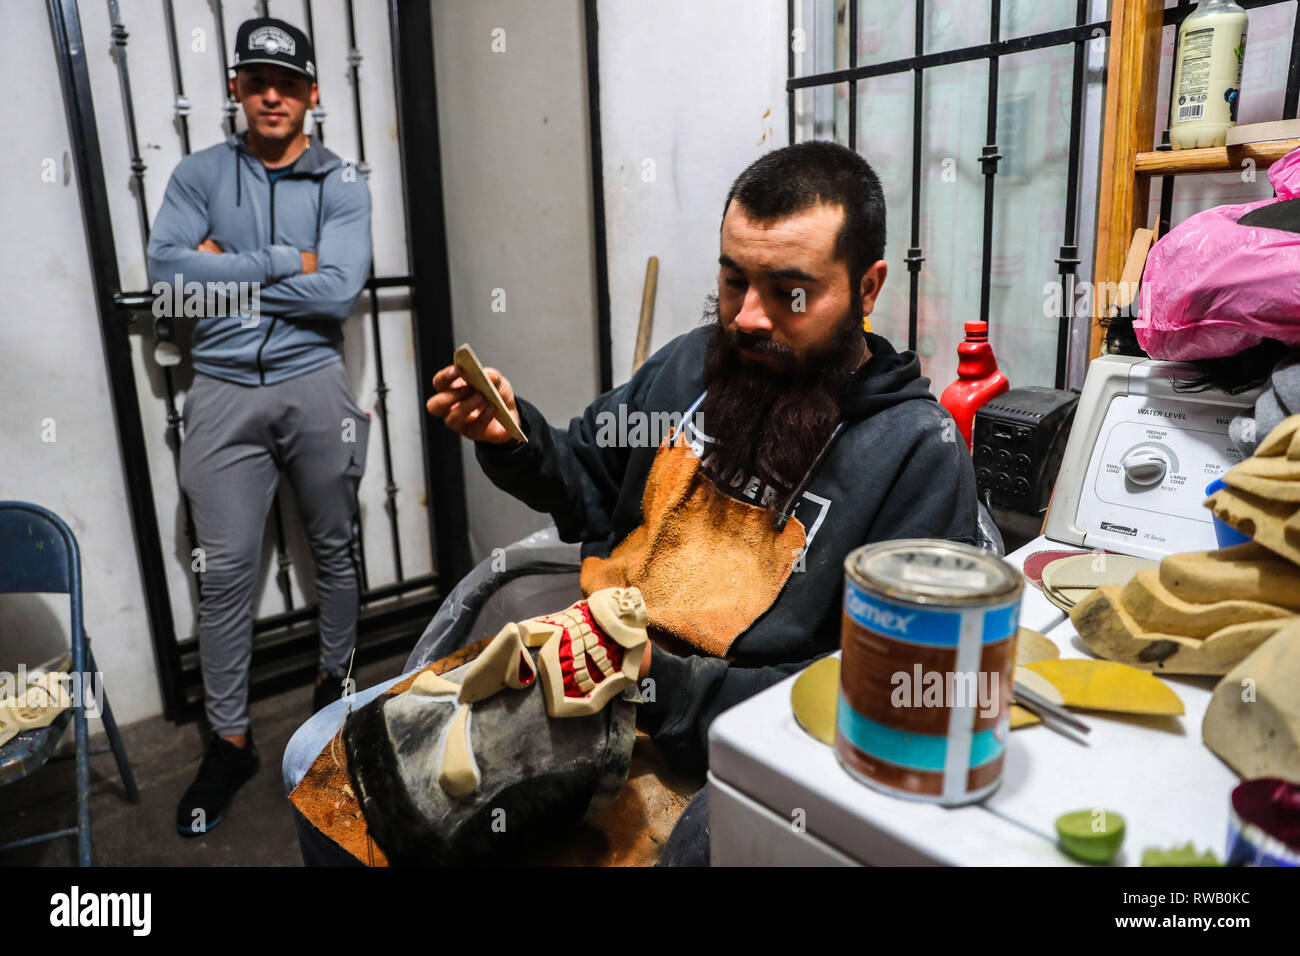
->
<box><xmin>906</xmin><ymin>0</ymin><xmax>925</xmax><ymax>354</ymax></box>
<box><xmin>1053</xmin><ymin>0</ymin><xmax>1091</xmax><ymax>390</ymax></box>
<box><xmin>345</xmin><ymin>0</ymin><xmax>401</xmax><ymax>582</ymax></box>
<box><xmin>107</xmin><ymin>0</ymin><xmax>207</xmax><ymax>605</ymax></box>
<box><xmin>977</xmin><ymin>0</ymin><xmax>1003</xmax><ymax>329</ymax></box>
<box><xmin>791</xmin><ymin>2</ymin><xmax>1116</xmax><ymax>378</ymax></box>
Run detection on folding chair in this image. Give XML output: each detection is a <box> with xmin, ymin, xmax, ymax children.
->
<box><xmin>0</xmin><ymin>501</ymin><xmax>139</xmax><ymax>865</ymax></box>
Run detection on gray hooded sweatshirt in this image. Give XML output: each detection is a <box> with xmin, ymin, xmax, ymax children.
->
<box><xmin>147</xmin><ymin>133</ymin><xmax>372</xmax><ymax>385</ymax></box>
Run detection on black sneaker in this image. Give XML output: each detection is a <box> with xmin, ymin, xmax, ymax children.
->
<box><xmin>176</xmin><ymin>730</ymin><xmax>259</xmax><ymax>837</ymax></box>
<box><xmin>312</xmin><ymin>672</ymin><xmax>349</xmax><ymax>716</ymax></box>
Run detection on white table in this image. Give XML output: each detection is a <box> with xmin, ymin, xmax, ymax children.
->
<box><xmin>708</xmin><ymin>538</ymin><xmax>1238</xmax><ymax>865</ymax></box>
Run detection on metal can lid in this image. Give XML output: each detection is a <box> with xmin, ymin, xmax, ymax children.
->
<box><xmin>848</xmin><ymin>538</ymin><xmax>1022</xmax><ymax>604</ymax></box>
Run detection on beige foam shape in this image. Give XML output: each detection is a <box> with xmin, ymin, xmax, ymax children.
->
<box><xmin>410</xmin><ymin>670</ymin><xmax>462</xmax><ymax>697</ymax></box>
<box><xmin>1203</xmin><ymin>622</ymin><xmax>1300</xmax><ymax>781</ymax></box>
<box><xmin>1222</xmin><ymin>470</ymin><xmax>1300</xmax><ymax>502</ymax></box>
<box><xmin>1253</xmin><ymin>414</ymin><xmax>1300</xmax><ymax>457</ymax></box>
<box><xmin>536</xmin><ymin>587</ymin><xmax>648</xmax><ymax>719</ymax></box>
<box><xmin>1231</xmin><ymin>455</ymin><xmax>1300</xmax><ymax>481</ymax></box>
<box><xmin>1206</xmin><ymin>485</ymin><xmax>1300</xmax><ymax>564</ymax></box>
<box><xmin>426</xmin><ymin>626</ymin><xmax>538</xmax><ymax>798</ymax></box>
<box><xmin>457</xmin><ymin>623</ymin><xmax>536</xmax><ymax>705</ymax></box>
<box><xmin>1121</xmin><ymin>569</ymin><xmax>1294</xmax><ymax>638</ymax></box>
<box><xmin>436</xmin><ymin>703</ymin><xmax>479</xmax><ymax>797</ymax></box>
<box><xmin>1160</xmin><ymin>543</ymin><xmax>1300</xmax><ymax>610</ymax></box>
<box><xmin>453</xmin><ymin>343</ymin><xmax>527</xmax><ymax>443</ymax></box>
<box><xmin>1070</xmin><ymin>584</ymin><xmax>1287</xmax><ymax>675</ymax></box>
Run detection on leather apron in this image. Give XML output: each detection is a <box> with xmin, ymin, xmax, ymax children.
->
<box><xmin>580</xmin><ymin>393</ymin><xmax>808</xmax><ymax>658</ymax></box>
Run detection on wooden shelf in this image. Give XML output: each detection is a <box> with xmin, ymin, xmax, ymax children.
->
<box><xmin>1135</xmin><ymin>139</ymin><xmax>1300</xmax><ymax>176</ymax></box>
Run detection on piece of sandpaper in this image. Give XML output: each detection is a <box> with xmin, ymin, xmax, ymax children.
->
<box><xmin>453</xmin><ymin>343</ymin><xmax>527</xmax><ymax>443</ymax></box>
<box><xmin>1022</xmin><ymin>549</ymin><xmax>1091</xmax><ymax>590</ymax></box>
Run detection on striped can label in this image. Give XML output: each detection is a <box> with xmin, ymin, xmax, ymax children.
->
<box><xmin>835</xmin><ymin>539</ymin><xmax>1023</xmax><ymax>806</ymax></box>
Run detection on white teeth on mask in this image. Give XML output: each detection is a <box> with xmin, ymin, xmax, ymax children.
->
<box><xmin>564</xmin><ymin>615</ymin><xmax>614</xmax><ymax>693</ymax></box>
<box><xmin>588</xmin><ymin>644</ymin><xmax>614</xmax><ymax>677</ymax></box>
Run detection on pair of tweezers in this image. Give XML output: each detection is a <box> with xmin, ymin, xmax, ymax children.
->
<box><xmin>1014</xmin><ymin>684</ymin><xmax>1090</xmax><ymax>744</ymax></box>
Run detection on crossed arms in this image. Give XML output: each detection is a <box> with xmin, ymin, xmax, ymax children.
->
<box><xmin>146</xmin><ymin>160</ymin><xmax>372</xmax><ymax>321</ymax></box>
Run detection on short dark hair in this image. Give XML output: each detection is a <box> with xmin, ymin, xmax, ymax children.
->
<box><xmin>721</xmin><ymin>141</ymin><xmax>886</xmax><ymax>286</ymax></box>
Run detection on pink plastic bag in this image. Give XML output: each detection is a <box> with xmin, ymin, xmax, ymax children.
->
<box><xmin>1135</xmin><ymin>147</ymin><xmax>1300</xmax><ymax>361</ymax></box>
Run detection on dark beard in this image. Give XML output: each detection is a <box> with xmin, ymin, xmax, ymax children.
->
<box><xmin>696</xmin><ymin>293</ymin><xmax>865</xmax><ymax>494</ymax></box>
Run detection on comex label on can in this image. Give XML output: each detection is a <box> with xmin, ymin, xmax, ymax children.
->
<box><xmin>836</xmin><ymin>539</ymin><xmax>1023</xmax><ymax>806</ymax></box>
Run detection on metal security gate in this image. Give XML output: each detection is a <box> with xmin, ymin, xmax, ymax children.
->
<box><xmin>789</xmin><ymin>0</ymin><xmax>1109</xmax><ymax>390</ymax></box>
<box><xmin>790</xmin><ymin>0</ymin><xmax>1300</xmax><ymax>390</ymax></box>
<box><xmin>48</xmin><ymin>0</ymin><xmax>473</xmax><ymax>721</ymax></box>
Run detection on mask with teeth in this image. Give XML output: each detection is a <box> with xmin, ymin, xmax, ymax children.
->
<box><xmin>343</xmin><ymin>587</ymin><xmax>649</xmax><ymax>865</ymax></box>
<box><xmin>534</xmin><ymin>586</ymin><xmax>648</xmax><ymax>718</ymax></box>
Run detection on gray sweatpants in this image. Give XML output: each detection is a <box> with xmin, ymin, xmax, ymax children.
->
<box><xmin>180</xmin><ymin>360</ymin><xmax>370</xmax><ymax>736</ymax></box>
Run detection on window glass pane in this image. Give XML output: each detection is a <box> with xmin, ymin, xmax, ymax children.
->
<box><xmin>856</xmin><ymin>0</ymin><xmax>918</xmax><ymax>66</ymax></box>
<box><xmin>854</xmin><ymin>72</ymin><xmax>917</xmax><ymax>352</ymax></box>
<box><xmin>984</xmin><ymin>45</ymin><xmax>1083</xmax><ymax>390</ymax></box>
<box><xmin>1001</xmin><ymin>0</ymin><xmax>1087</xmax><ymax>44</ymax></box>
<box><xmin>792</xmin><ymin>0</ymin><xmax>851</xmax><ymax>77</ymax></box>
<box><xmin>915</xmin><ymin>60</ymin><xmax>989</xmax><ymax>394</ymax></box>
<box><xmin>793</xmin><ymin>82</ymin><xmax>852</xmax><ymax>145</ymax></box>
<box><xmin>926</xmin><ymin>0</ymin><xmax>994</xmax><ymax>55</ymax></box>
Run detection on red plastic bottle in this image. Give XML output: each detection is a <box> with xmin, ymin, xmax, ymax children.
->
<box><xmin>939</xmin><ymin>321</ymin><xmax>1010</xmax><ymax>450</ymax></box>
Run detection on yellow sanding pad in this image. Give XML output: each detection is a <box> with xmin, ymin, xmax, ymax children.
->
<box><xmin>791</xmin><ymin>657</ymin><xmax>839</xmax><ymax>746</ymax></box>
<box><xmin>1024</xmin><ymin>658</ymin><xmax>1184</xmax><ymax>716</ymax></box>
<box><xmin>1010</xmin><ymin>704</ymin><xmax>1042</xmax><ymax>729</ymax></box>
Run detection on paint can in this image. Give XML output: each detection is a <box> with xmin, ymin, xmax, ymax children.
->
<box><xmin>836</xmin><ymin>538</ymin><xmax>1023</xmax><ymax>805</ymax></box>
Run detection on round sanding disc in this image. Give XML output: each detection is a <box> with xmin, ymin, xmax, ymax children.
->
<box><xmin>1015</xmin><ymin>627</ymin><xmax>1060</xmax><ymax>665</ymax></box>
<box><xmin>1041</xmin><ymin>553</ymin><xmax>1156</xmax><ymax>591</ymax></box>
<box><xmin>791</xmin><ymin>657</ymin><xmax>839</xmax><ymax>746</ymax></box>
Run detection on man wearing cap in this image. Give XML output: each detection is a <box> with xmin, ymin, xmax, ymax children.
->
<box><xmin>147</xmin><ymin>16</ymin><xmax>373</xmax><ymax>836</ymax></box>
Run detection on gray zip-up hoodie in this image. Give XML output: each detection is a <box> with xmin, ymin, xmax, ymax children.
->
<box><xmin>147</xmin><ymin>133</ymin><xmax>372</xmax><ymax>385</ymax></box>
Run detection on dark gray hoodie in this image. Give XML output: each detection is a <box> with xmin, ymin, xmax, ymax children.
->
<box><xmin>147</xmin><ymin>133</ymin><xmax>372</xmax><ymax>385</ymax></box>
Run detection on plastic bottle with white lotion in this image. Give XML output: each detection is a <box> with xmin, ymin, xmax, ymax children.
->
<box><xmin>1170</xmin><ymin>0</ymin><xmax>1248</xmax><ymax>150</ymax></box>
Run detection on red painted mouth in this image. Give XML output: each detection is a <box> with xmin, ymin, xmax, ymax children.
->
<box><xmin>543</xmin><ymin>601</ymin><xmax>625</xmax><ymax>699</ymax></box>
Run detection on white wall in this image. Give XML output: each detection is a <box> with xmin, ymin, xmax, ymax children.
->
<box><xmin>597</xmin><ymin>0</ymin><xmax>790</xmax><ymax>384</ymax></box>
<box><xmin>431</xmin><ymin>0</ymin><xmax>600</xmax><ymax>559</ymax></box>
<box><xmin>0</xmin><ymin>3</ymin><xmax>155</xmax><ymax>719</ymax></box>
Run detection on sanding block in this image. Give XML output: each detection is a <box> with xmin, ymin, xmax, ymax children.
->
<box><xmin>453</xmin><ymin>343</ymin><xmax>527</xmax><ymax>443</ymax></box>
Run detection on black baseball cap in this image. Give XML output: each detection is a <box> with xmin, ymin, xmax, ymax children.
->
<box><xmin>232</xmin><ymin>17</ymin><xmax>316</xmax><ymax>81</ymax></box>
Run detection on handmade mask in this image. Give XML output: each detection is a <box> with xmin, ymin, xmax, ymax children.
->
<box><xmin>0</xmin><ymin>670</ymin><xmax>72</xmax><ymax>748</ymax></box>
<box><xmin>343</xmin><ymin>587</ymin><xmax>649</xmax><ymax>865</ymax></box>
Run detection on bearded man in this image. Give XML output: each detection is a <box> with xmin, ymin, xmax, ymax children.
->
<box><xmin>283</xmin><ymin>140</ymin><xmax>980</xmax><ymax>866</ymax></box>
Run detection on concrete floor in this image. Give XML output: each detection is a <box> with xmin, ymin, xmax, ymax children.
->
<box><xmin>0</xmin><ymin>651</ymin><xmax>408</xmax><ymax>866</ymax></box>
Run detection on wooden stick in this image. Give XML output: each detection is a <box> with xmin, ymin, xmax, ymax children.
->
<box><xmin>1113</xmin><ymin>227</ymin><xmax>1154</xmax><ymax>315</ymax></box>
<box><xmin>632</xmin><ymin>256</ymin><xmax>659</xmax><ymax>374</ymax></box>
<box><xmin>453</xmin><ymin>343</ymin><xmax>527</xmax><ymax>443</ymax></box>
